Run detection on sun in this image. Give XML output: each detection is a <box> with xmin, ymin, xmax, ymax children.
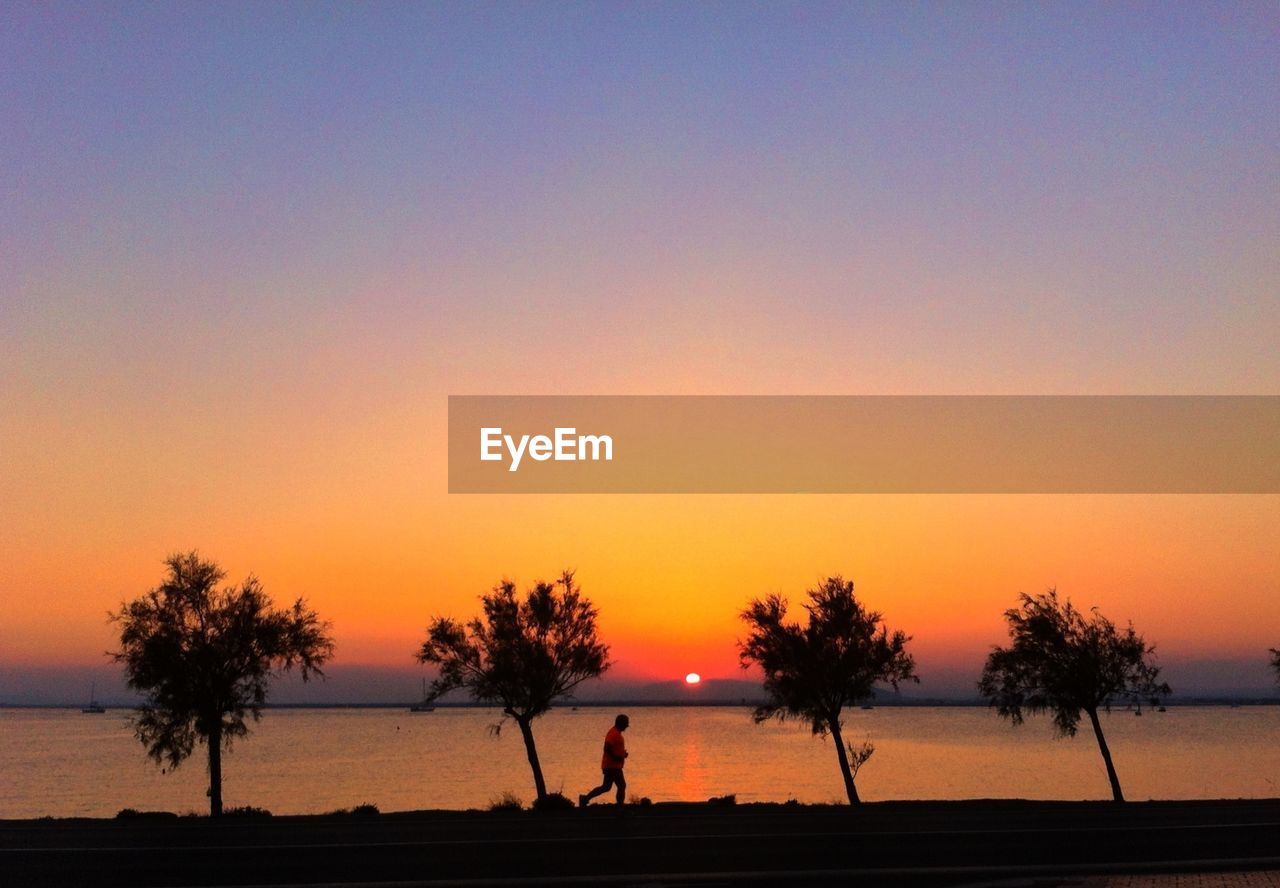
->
<box><xmin>684</xmin><ymin>672</ymin><xmax>701</xmax><ymax>685</ymax></box>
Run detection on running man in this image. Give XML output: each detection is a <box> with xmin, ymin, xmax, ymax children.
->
<box><xmin>579</xmin><ymin>714</ymin><xmax>629</xmax><ymax>806</ymax></box>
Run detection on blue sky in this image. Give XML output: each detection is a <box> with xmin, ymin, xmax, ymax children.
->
<box><xmin>2</xmin><ymin>3</ymin><xmax>1277</xmax><ymax>699</ymax></box>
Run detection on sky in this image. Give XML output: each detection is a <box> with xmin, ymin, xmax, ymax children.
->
<box><xmin>2</xmin><ymin>3</ymin><xmax>1278</xmax><ymax>703</ymax></box>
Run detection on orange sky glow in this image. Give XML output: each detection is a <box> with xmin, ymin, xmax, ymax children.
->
<box><xmin>3</xmin><ymin>6</ymin><xmax>1278</xmax><ymax>700</ymax></box>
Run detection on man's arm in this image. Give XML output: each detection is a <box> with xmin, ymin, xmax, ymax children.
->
<box><xmin>603</xmin><ymin>734</ymin><xmax>628</xmax><ymax>761</ymax></box>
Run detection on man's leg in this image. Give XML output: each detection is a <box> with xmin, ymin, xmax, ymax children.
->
<box><xmin>613</xmin><ymin>769</ymin><xmax>626</xmax><ymax>805</ymax></box>
<box><xmin>580</xmin><ymin>770</ymin><xmax>615</xmax><ymax>806</ymax></box>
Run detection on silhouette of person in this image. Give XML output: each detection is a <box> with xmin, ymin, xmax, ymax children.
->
<box><xmin>579</xmin><ymin>714</ymin><xmax>629</xmax><ymax>806</ymax></box>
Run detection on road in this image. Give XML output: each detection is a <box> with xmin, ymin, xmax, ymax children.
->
<box><xmin>3</xmin><ymin>799</ymin><xmax>1280</xmax><ymax>887</ymax></box>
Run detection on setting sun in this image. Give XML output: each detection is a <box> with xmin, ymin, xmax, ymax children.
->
<box><xmin>684</xmin><ymin>673</ymin><xmax>701</xmax><ymax>685</ymax></box>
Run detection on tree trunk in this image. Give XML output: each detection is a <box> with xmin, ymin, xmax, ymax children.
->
<box><xmin>828</xmin><ymin>716</ymin><xmax>860</xmax><ymax>804</ymax></box>
<box><xmin>208</xmin><ymin>721</ymin><xmax>224</xmax><ymax>818</ymax></box>
<box><xmin>1086</xmin><ymin>707</ymin><xmax>1124</xmax><ymax>802</ymax></box>
<box><xmin>516</xmin><ymin>716</ymin><xmax>548</xmax><ymax>800</ymax></box>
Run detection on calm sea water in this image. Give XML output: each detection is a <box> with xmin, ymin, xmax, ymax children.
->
<box><xmin>1</xmin><ymin>706</ymin><xmax>1277</xmax><ymax>818</ymax></box>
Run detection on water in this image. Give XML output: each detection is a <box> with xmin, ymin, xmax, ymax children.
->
<box><xmin>1</xmin><ymin>706</ymin><xmax>1276</xmax><ymax>818</ymax></box>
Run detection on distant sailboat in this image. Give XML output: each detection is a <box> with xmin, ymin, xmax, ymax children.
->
<box><xmin>81</xmin><ymin>682</ymin><xmax>106</xmax><ymax>714</ymax></box>
<box><xmin>409</xmin><ymin>678</ymin><xmax>435</xmax><ymax>713</ymax></box>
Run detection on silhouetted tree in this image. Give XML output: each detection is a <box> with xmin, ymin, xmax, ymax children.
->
<box><xmin>417</xmin><ymin>570</ymin><xmax>609</xmax><ymax>801</ymax></box>
<box><xmin>979</xmin><ymin>589</ymin><xmax>1170</xmax><ymax>803</ymax></box>
<box><xmin>1271</xmin><ymin>648</ymin><xmax>1280</xmax><ymax>687</ymax></box>
<box><xmin>738</xmin><ymin>576</ymin><xmax>917</xmax><ymax>804</ymax></box>
<box><xmin>111</xmin><ymin>552</ymin><xmax>334</xmax><ymax>817</ymax></box>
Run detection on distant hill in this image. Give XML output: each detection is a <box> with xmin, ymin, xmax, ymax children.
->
<box><xmin>588</xmin><ymin>678</ymin><xmax>767</xmax><ymax>704</ymax></box>
<box><xmin>3</xmin><ymin>659</ymin><xmax>1277</xmax><ymax>707</ymax></box>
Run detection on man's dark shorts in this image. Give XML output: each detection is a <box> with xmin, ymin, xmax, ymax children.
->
<box><xmin>601</xmin><ymin>767</ymin><xmax>625</xmax><ymax>789</ymax></box>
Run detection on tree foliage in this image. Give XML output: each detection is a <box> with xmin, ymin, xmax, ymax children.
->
<box><xmin>979</xmin><ymin>590</ymin><xmax>1169</xmax><ymax>733</ymax></box>
<box><xmin>979</xmin><ymin>589</ymin><xmax>1169</xmax><ymax>801</ymax></box>
<box><xmin>417</xmin><ymin>570</ymin><xmax>609</xmax><ymax>799</ymax></box>
<box><xmin>738</xmin><ymin>576</ymin><xmax>916</xmax><ymax>803</ymax></box>
<box><xmin>1271</xmin><ymin>648</ymin><xmax>1280</xmax><ymax>686</ymax></box>
<box><xmin>111</xmin><ymin>552</ymin><xmax>333</xmax><ymax>816</ymax></box>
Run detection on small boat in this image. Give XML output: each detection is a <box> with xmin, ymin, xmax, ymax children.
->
<box><xmin>409</xmin><ymin>678</ymin><xmax>435</xmax><ymax>713</ymax></box>
<box><xmin>81</xmin><ymin>682</ymin><xmax>106</xmax><ymax>714</ymax></box>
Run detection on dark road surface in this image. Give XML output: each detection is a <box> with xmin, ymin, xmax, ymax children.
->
<box><xmin>4</xmin><ymin>799</ymin><xmax>1279</xmax><ymax>887</ymax></box>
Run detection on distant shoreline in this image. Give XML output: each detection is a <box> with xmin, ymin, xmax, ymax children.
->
<box><xmin>4</xmin><ymin>698</ymin><xmax>1278</xmax><ymax>710</ymax></box>
<box><xmin>4</xmin><ymin>796</ymin><xmax>1280</xmax><ymax>825</ymax></box>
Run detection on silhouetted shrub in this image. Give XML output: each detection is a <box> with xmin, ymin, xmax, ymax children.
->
<box><xmin>223</xmin><ymin>805</ymin><xmax>272</xmax><ymax>819</ymax></box>
<box><xmin>488</xmin><ymin>791</ymin><xmax>523</xmax><ymax>811</ymax></box>
<box><xmin>708</xmin><ymin>794</ymin><xmax>736</xmax><ymax>806</ymax></box>
<box><xmin>328</xmin><ymin>803</ymin><xmax>380</xmax><ymax>818</ymax></box>
<box><xmin>532</xmin><ymin>792</ymin><xmax>575</xmax><ymax>811</ymax></box>
<box><xmin>116</xmin><ymin>808</ymin><xmax>178</xmax><ymax>820</ymax></box>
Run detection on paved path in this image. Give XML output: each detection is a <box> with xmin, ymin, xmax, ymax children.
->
<box><xmin>981</xmin><ymin>871</ymin><xmax>1280</xmax><ymax>888</ymax></box>
<box><xmin>1086</xmin><ymin>874</ymin><xmax>1280</xmax><ymax>887</ymax></box>
<box><xmin>5</xmin><ymin>799</ymin><xmax>1279</xmax><ymax>887</ymax></box>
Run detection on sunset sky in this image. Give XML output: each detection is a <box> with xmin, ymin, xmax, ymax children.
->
<box><xmin>3</xmin><ymin>4</ymin><xmax>1278</xmax><ymax>702</ymax></box>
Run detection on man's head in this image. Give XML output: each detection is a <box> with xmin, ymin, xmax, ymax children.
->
<box><xmin>615</xmin><ymin>713</ymin><xmax>629</xmax><ymax>731</ymax></box>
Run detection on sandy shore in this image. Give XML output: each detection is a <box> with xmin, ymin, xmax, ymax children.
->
<box><xmin>4</xmin><ymin>799</ymin><xmax>1280</xmax><ymax>887</ymax></box>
